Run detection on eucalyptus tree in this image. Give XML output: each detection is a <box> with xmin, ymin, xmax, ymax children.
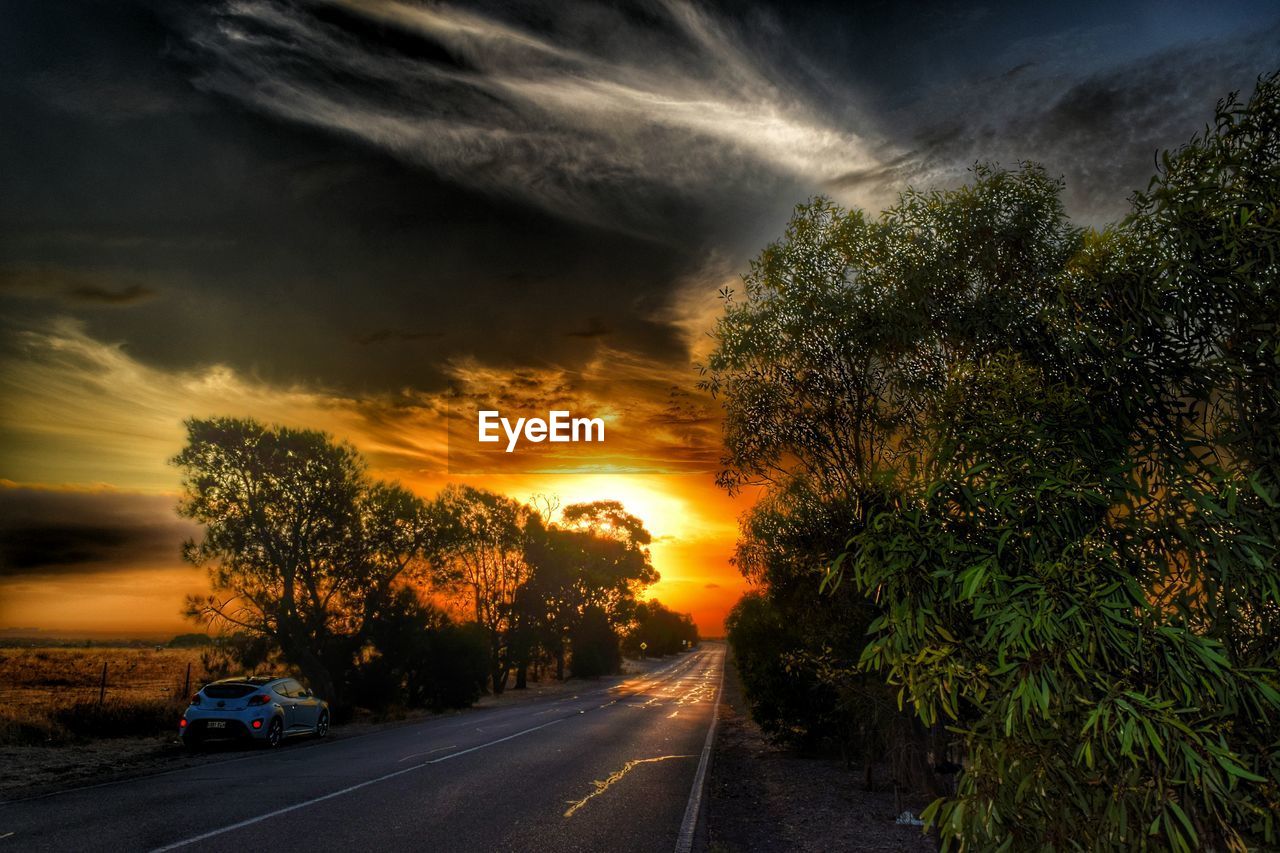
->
<box><xmin>433</xmin><ymin>484</ymin><xmax>533</xmax><ymax>694</ymax></box>
<box><xmin>821</xmin><ymin>77</ymin><xmax>1279</xmax><ymax>850</ymax></box>
<box><xmin>174</xmin><ymin>417</ymin><xmax>442</xmax><ymax>707</ymax></box>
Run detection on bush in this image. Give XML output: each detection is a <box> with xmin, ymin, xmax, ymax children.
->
<box><xmin>412</xmin><ymin>621</ymin><xmax>490</xmax><ymax>711</ymax></box>
<box><xmin>725</xmin><ymin>592</ymin><xmax>818</xmax><ymax>742</ymax></box>
<box><xmin>53</xmin><ymin>699</ymin><xmax>184</xmax><ymax>740</ymax></box>
<box><xmin>0</xmin><ymin>716</ymin><xmax>59</xmax><ymax>746</ymax></box>
<box><xmin>167</xmin><ymin>633</ymin><xmax>213</xmax><ymax>648</ymax></box>
<box><xmin>351</xmin><ymin>590</ymin><xmax>490</xmax><ymax>713</ymax></box>
<box><xmin>569</xmin><ymin>606</ymin><xmax>621</xmax><ymax>678</ymax></box>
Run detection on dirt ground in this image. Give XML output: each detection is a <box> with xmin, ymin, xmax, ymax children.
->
<box><xmin>706</xmin><ymin>653</ymin><xmax>937</xmax><ymax>853</ymax></box>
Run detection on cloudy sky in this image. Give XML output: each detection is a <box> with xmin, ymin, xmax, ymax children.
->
<box><xmin>1</xmin><ymin>0</ymin><xmax>1276</xmax><ymax>636</ymax></box>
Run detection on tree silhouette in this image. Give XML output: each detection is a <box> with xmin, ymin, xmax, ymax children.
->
<box><xmin>174</xmin><ymin>417</ymin><xmax>441</xmax><ymax>706</ymax></box>
<box><xmin>521</xmin><ymin>501</ymin><xmax>659</xmax><ymax>680</ymax></box>
<box><xmin>434</xmin><ymin>485</ymin><xmax>532</xmax><ymax>694</ymax></box>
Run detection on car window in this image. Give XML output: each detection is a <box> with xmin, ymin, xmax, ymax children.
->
<box><xmin>273</xmin><ymin>682</ymin><xmax>292</xmax><ymax>697</ymax></box>
<box><xmin>204</xmin><ymin>684</ymin><xmax>256</xmax><ymax>699</ymax></box>
<box><xmin>283</xmin><ymin>679</ymin><xmax>305</xmax><ymax>697</ymax></box>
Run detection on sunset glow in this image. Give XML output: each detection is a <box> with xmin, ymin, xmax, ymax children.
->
<box><xmin>2</xmin><ymin>0</ymin><xmax>1272</xmax><ymax>646</ymax></box>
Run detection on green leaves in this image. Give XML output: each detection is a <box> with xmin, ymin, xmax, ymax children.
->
<box><xmin>711</xmin><ymin>72</ymin><xmax>1280</xmax><ymax>853</ymax></box>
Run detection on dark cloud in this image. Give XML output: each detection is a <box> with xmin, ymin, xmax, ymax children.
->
<box><xmin>0</xmin><ymin>265</ymin><xmax>159</xmax><ymax>307</ymax></box>
<box><xmin>0</xmin><ymin>0</ymin><xmax>1275</xmax><ymax>400</ymax></box>
<box><xmin>352</xmin><ymin>328</ymin><xmax>442</xmax><ymax>346</ymax></box>
<box><xmin>862</xmin><ymin>22</ymin><xmax>1280</xmax><ymax>223</ymax></box>
<box><xmin>0</xmin><ymin>487</ymin><xmax>195</xmax><ymax>577</ymax></box>
<box><xmin>1</xmin><ymin>524</ymin><xmax>132</xmax><ymax>571</ymax></box>
<box><xmin>65</xmin><ymin>283</ymin><xmax>156</xmax><ymax>305</ymax></box>
<box><xmin>564</xmin><ymin>318</ymin><xmax>611</xmax><ymax>339</ymax></box>
<box><xmin>704</xmin><ymin>582</ymin><xmax>721</xmax><ymax>589</ymax></box>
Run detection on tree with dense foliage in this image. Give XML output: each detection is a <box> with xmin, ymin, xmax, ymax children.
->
<box><xmin>568</xmin><ymin>604</ymin><xmax>622</xmax><ymax>677</ymax></box>
<box><xmin>174</xmin><ymin>417</ymin><xmax>442</xmax><ymax>707</ymax></box>
<box><xmin>559</xmin><ymin>500</ymin><xmax>659</xmax><ymax>622</ymax></box>
<box><xmin>521</xmin><ymin>501</ymin><xmax>659</xmax><ymax>680</ymax></box>
<box><xmin>433</xmin><ymin>485</ymin><xmax>532</xmax><ymax>695</ymax></box>
<box><xmin>708</xmin><ymin>74</ymin><xmax>1280</xmax><ymax>851</ymax></box>
<box><xmin>352</xmin><ymin>589</ymin><xmax>489</xmax><ymax>711</ymax></box>
<box><xmin>624</xmin><ymin>599</ymin><xmax>698</xmax><ymax>657</ymax></box>
<box><xmin>174</xmin><ymin>419</ymin><xmax>671</xmax><ymax>712</ymax></box>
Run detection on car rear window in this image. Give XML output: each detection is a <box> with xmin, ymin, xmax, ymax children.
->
<box><xmin>203</xmin><ymin>684</ymin><xmax>257</xmax><ymax>699</ymax></box>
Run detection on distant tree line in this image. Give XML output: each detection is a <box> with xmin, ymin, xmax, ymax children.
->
<box><xmin>172</xmin><ymin>419</ymin><xmax>697</xmax><ymax>717</ymax></box>
<box><xmin>708</xmin><ymin>74</ymin><xmax>1280</xmax><ymax>851</ymax></box>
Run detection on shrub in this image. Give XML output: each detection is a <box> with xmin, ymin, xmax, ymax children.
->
<box><xmin>352</xmin><ymin>589</ymin><xmax>490</xmax><ymax>713</ymax></box>
<box><xmin>53</xmin><ymin>699</ymin><xmax>184</xmax><ymax>740</ymax></box>
<box><xmin>569</xmin><ymin>605</ymin><xmax>621</xmax><ymax>678</ymax></box>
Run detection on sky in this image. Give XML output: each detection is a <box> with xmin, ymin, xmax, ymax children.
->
<box><xmin>1</xmin><ymin>0</ymin><xmax>1276</xmax><ymax>638</ymax></box>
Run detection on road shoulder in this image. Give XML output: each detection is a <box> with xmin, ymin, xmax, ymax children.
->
<box><xmin>705</xmin><ymin>651</ymin><xmax>936</xmax><ymax>853</ymax></box>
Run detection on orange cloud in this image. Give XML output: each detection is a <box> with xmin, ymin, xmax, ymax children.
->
<box><xmin>0</xmin><ymin>320</ymin><xmax>753</xmax><ymax>637</ymax></box>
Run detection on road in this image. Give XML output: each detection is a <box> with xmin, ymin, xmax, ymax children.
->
<box><xmin>1</xmin><ymin>645</ymin><xmax>725</xmax><ymax>853</ymax></box>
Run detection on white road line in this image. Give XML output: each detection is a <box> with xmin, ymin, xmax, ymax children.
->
<box><xmin>674</xmin><ymin>648</ymin><xmax>725</xmax><ymax>853</ymax></box>
<box><xmin>149</xmin><ymin>718</ymin><xmax>565</xmax><ymax>852</ymax></box>
<box><xmin>396</xmin><ymin>744</ymin><xmax>457</xmax><ymax>763</ymax></box>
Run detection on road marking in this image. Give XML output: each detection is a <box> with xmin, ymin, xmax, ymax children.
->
<box><xmin>674</xmin><ymin>648</ymin><xmax>725</xmax><ymax>853</ymax></box>
<box><xmin>563</xmin><ymin>755</ymin><xmax>693</xmax><ymax>818</ymax></box>
<box><xmin>150</xmin><ymin>718</ymin><xmax>566</xmax><ymax>852</ymax></box>
<box><xmin>396</xmin><ymin>745</ymin><xmax>456</xmax><ymax>763</ymax></box>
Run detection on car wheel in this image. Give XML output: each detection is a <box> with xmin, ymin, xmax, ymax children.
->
<box><xmin>182</xmin><ymin>733</ymin><xmax>203</xmax><ymax>751</ymax></box>
<box><xmin>315</xmin><ymin>710</ymin><xmax>329</xmax><ymax>739</ymax></box>
<box><xmin>265</xmin><ymin>717</ymin><xmax>284</xmax><ymax>748</ymax></box>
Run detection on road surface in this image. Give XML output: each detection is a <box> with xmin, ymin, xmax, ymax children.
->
<box><xmin>1</xmin><ymin>645</ymin><xmax>725</xmax><ymax>853</ymax></box>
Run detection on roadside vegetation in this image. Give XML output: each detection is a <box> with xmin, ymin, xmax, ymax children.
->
<box><xmin>710</xmin><ymin>74</ymin><xmax>1280</xmax><ymax>851</ymax></box>
<box><xmin>1</xmin><ymin>646</ymin><xmax>215</xmax><ymax>745</ymax></box>
<box><xmin>2</xmin><ymin>430</ymin><xmax>698</xmax><ymax>751</ymax></box>
<box><xmin>173</xmin><ymin>417</ymin><xmax>697</xmax><ymax>722</ymax></box>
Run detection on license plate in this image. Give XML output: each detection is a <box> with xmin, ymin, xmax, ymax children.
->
<box><xmin>207</xmin><ymin>721</ymin><xmax>226</xmax><ymax>729</ymax></box>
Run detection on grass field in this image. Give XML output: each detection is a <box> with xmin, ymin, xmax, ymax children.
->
<box><xmin>0</xmin><ymin>647</ymin><xmax>220</xmax><ymax>745</ymax></box>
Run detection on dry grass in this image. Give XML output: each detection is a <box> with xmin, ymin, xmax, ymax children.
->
<box><xmin>0</xmin><ymin>647</ymin><xmax>218</xmax><ymax>745</ymax></box>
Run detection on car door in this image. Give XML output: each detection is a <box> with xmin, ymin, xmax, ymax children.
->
<box><xmin>273</xmin><ymin>680</ymin><xmax>299</xmax><ymax>730</ymax></box>
<box><xmin>291</xmin><ymin>681</ymin><xmax>321</xmax><ymax>728</ymax></box>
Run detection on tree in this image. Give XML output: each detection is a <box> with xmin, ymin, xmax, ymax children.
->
<box><xmin>568</xmin><ymin>604</ymin><xmax>621</xmax><ymax>678</ymax></box>
<box><xmin>350</xmin><ymin>588</ymin><xmax>489</xmax><ymax>712</ymax></box>
<box><xmin>521</xmin><ymin>501</ymin><xmax>659</xmax><ymax>680</ymax></box>
<box><xmin>174</xmin><ymin>417</ymin><xmax>441</xmax><ymax>708</ymax></box>
<box><xmin>560</xmin><ymin>500</ymin><xmax>659</xmax><ymax>624</ymax></box>
<box><xmin>434</xmin><ymin>485</ymin><xmax>532</xmax><ymax>694</ymax></box>
<box><xmin>624</xmin><ymin>599</ymin><xmax>697</xmax><ymax>657</ymax></box>
<box><xmin>710</xmin><ymin>74</ymin><xmax>1280</xmax><ymax>850</ymax></box>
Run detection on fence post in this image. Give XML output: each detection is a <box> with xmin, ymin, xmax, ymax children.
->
<box><xmin>98</xmin><ymin>661</ymin><xmax>108</xmax><ymax>705</ymax></box>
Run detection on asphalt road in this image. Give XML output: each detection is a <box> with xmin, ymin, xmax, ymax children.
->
<box><xmin>1</xmin><ymin>645</ymin><xmax>725</xmax><ymax>853</ymax></box>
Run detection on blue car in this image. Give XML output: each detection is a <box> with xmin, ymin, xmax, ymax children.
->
<box><xmin>181</xmin><ymin>676</ymin><xmax>329</xmax><ymax>748</ymax></box>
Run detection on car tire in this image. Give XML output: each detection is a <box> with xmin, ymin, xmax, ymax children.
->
<box><xmin>182</xmin><ymin>733</ymin><xmax>203</xmax><ymax>751</ymax></box>
<box><xmin>265</xmin><ymin>717</ymin><xmax>284</xmax><ymax>748</ymax></box>
<box><xmin>316</xmin><ymin>710</ymin><xmax>329</xmax><ymax>739</ymax></box>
